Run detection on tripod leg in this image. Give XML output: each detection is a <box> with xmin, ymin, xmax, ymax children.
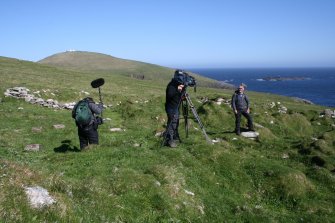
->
<box><xmin>161</xmin><ymin>117</ymin><xmax>171</xmax><ymax>147</ymax></box>
<box><xmin>185</xmin><ymin>94</ymin><xmax>212</xmax><ymax>144</ymax></box>
<box><xmin>182</xmin><ymin>100</ymin><xmax>189</xmax><ymax>138</ymax></box>
<box><xmin>185</xmin><ymin>116</ymin><xmax>189</xmax><ymax>138</ymax></box>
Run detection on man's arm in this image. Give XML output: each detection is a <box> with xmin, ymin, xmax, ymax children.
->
<box><xmin>231</xmin><ymin>94</ymin><xmax>237</xmax><ymax>113</ymax></box>
<box><xmin>166</xmin><ymin>85</ymin><xmax>175</xmax><ymax>101</ymax></box>
<box><xmin>72</xmin><ymin>102</ymin><xmax>79</xmax><ymax>118</ymax></box>
<box><xmin>89</xmin><ymin>102</ymin><xmax>103</xmax><ymax>115</ymax></box>
<box><xmin>245</xmin><ymin>95</ymin><xmax>250</xmax><ymax>113</ymax></box>
<box><xmin>167</xmin><ymin>85</ymin><xmax>183</xmax><ymax>101</ymax></box>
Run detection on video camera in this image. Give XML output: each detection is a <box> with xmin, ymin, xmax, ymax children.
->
<box><xmin>174</xmin><ymin>70</ymin><xmax>196</xmax><ymax>88</ymax></box>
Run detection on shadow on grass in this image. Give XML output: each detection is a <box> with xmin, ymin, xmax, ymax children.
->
<box><xmin>54</xmin><ymin>140</ymin><xmax>80</xmax><ymax>153</ymax></box>
<box><xmin>207</xmin><ymin>127</ymin><xmax>251</xmax><ymax>135</ymax></box>
<box><xmin>206</xmin><ymin>129</ymin><xmax>235</xmax><ymax>135</ymax></box>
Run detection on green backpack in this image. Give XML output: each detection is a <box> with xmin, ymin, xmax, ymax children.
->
<box><xmin>75</xmin><ymin>100</ymin><xmax>92</xmax><ymax>126</ymax></box>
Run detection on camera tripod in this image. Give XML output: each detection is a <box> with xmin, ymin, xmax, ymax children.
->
<box><xmin>181</xmin><ymin>91</ymin><xmax>212</xmax><ymax>144</ymax></box>
<box><xmin>162</xmin><ymin>89</ymin><xmax>212</xmax><ymax>146</ymax></box>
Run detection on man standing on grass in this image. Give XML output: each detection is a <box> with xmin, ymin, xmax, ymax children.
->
<box><xmin>231</xmin><ymin>84</ymin><xmax>254</xmax><ymax>135</ymax></box>
<box><xmin>164</xmin><ymin>70</ymin><xmax>185</xmax><ymax>148</ymax></box>
<box><xmin>72</xmin><ymin>97</ymin><xmax>103</xmax><ymax>150</ymax></box>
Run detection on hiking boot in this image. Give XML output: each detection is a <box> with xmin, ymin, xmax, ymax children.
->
<box><xmin>81</xmin><ymin>146</ymin><xmax>89</xmax><ymax>151</ymax></box>
<box><xmin>247</xmin><ymin>124</ymin><xmax>255</xmax><ymax>131</ymax></box>
<box><xmin>168</xmin><ymin>140</ymin><xmax>178</xmax><ymax>148</ymax></box>
<box><xmin>173</xmin><ymin>137</ymin><xmax>181</xmax><ymax>144</ymax></box>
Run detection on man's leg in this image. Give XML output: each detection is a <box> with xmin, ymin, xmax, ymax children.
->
<box><xmin>88</xmin><ymin>127</ymin><xmax>99</xmax><ymax>145</ymax></box>
<box><xmin>78</xmin><ymin>128</ymin><xmax>88</xmax><ymax>149</ymax></box>
<box><xmin>173</xmin><ymin>116</ymin><xmax>181</xmax><ymax>142</ymax></box>
<box><xmin>167</xmin><ymin>113</ymin><xmax>179</xmax><ymax>147</ymax></box>
<box><xmin>242</xmin><ymin>111</ymin><xmax>254</xmax><ymax>131</ymax></box>
<box><xmin>166</xmin><ymin>114</ymin><xmax>173</xmax><ymax>142</ymax></box>
<box><xmin>235</xmin><ymin>112</ymin><xmax>241</xmax><ymax>135</ymax></box>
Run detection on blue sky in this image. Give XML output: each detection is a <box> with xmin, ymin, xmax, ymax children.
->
<box><xmin>1</xmin><ymin>0</ymin><xmax>335</xmax><ymax>68</ymax></box>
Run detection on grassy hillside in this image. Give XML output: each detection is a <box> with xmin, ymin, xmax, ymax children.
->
<box><xmin>38</xmin><ymin>51</ymin><xmax>171</xmax><ymax>76</ymax></box>
<box><xmin>38</xmin><ymin>51</ymin><xmax>229</xmax><ymax>89</ymax></box>
<box><xmin>1</xmin><ymin>56</ymin><xmax>335</xmax><ymax>222</ymax></box>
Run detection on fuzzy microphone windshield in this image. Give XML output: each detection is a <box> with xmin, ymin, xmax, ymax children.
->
<box><xmin>91</xmin><ymin>78</ymin><xmax>105</xmax><ymax>88</ymax></box>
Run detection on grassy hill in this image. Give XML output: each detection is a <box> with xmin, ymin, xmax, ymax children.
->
<box><xmin>38</xmin><ymin>51</ymin><xmax>171</xmax><ymax>76</ymax></box>
<box><xmin>1</xmin><ymin>56</ymin><xmax>335</xmax><ymax>222</ymax></box>
<box><xmin>38</xmin><ymin>51</ymin><xmax>230</xmax><ymax>89</ymax></box>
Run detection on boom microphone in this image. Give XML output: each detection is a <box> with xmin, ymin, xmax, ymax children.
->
<box><xmin>91</xmin><ymin>78</ymin><xmax>105</xmax><ymax>88</ymax></box>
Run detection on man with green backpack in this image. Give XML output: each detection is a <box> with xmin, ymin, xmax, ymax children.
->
<box><xmin>72</xmin><ymin>97</ymin><xmax>103</xmax><ymax>150</ymax></box>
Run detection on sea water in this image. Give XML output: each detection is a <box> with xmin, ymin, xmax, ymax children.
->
<box><xmin>188</xmin><ymin>68</ymin><xmax>335</xmax><ymax>108</ymax></box>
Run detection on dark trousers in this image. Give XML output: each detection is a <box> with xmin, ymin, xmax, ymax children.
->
<box><xmin>166</xmin><ymin>113</ymin><xmax>180</xmax><ymax>142</ymax></box>
<box><xmin>78</xmin><ymin>125</ymin><xmax>99</xmax><ymax>149</ymax></box>
<box><xmin>235</xmin><ymin>110</ymin><xmax>253</xmax><ymax>132</ymax></box>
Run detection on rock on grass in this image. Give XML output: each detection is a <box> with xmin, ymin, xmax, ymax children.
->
<box><xmin>24</xmin><ymin>186</ymin><xmax>56</xmax><ymax>208</ymax></box>
<box><xmin>24</xmin><ymin>144</ymin><xmax>41</xmax><ymax>152</ymax></box>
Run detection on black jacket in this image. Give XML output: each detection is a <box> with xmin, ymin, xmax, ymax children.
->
<box><xmin>231</xmin><ymin>91</ymin><xmax>250</xmax><ymax>111</ymax></box>
<box><xmin>165</xmin><ymin>79</ymin><xmax>183</xmax><ymax>114</ymax></box>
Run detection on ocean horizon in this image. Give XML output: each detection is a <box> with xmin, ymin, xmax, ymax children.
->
<box><xmin>187</xmin><ymin>67</ymin><xmax>335</xmax><ymax>108</ymax></box>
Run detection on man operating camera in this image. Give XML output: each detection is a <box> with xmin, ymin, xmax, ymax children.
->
<box><xmin>164</xmin><ymin>70</ymin><xmax>186</xmax><ymax>148</ymax></box>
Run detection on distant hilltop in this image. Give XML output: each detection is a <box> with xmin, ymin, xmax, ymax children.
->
<box><xmin>257</xmin><ymin>76</ymin><xmax>311</xmax><ymax>81</ymax></box>
<box><xmin>38</xmin><ymin>51</ymin><xmax>234</xmax><ymax>89</ymax></box>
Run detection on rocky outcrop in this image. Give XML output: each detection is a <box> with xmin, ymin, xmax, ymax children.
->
<box><xmin>320</xmin><ymin>109</ymin><xmax>335</xmax><ymax>118</ymax></box>
<box><xmin>5</xmin><ymin>87</ymin><xmax>75</xmax><ymax>110</ymax></box>
<box><xmin>24</xmin><ymin>186</ymin><xmax>56</xmax><ymax>208</ymax></box>
<box><xmin>269</xmin><ymin>101</ymin><xmax>288</xmax><ymax>114</ymax></box>
<box><xmin>24</xmin><ymin>144</ymin><xmax>42</xmax><ymax>152</ymax></box>
<box><xmin>214</xmin><ymin>97</ymin><xmax>231</xmax><ymax>105</ymax></box>
<box><xmin>53</xmin><ymin>124</ymin><xmax>65</xmax><ymax>129</ymax></box>
<box><xmin>258</xmin><ymin>76</ymin><xmax>310</xmax><ymax>81</ymax></box>
<box><xmin>291</xmin><ymin>97</ymin><xmax>314</xmax><ymax>105</ymax></box>
<box><xmin>241</xmin><ymin>131</ymin><xmax>259</xmax><ymax>139</ymax></box>
<box><xmin>110</xmin><ymin>128</ymin><xmax>124</xmax><ymax>132</ymax></box>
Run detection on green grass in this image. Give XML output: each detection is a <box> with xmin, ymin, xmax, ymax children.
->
<box><xmin>1</xmin><ymin>56</ymin><xmax>335</xmax><ymax>222</ymax></box>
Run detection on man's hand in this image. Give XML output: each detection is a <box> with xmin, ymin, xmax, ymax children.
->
<box><xmin>247</xmin><ymin>108</ymin><xmax>250</xmax><ymax>113</ymax></box>
<box><xmin>178</xmin><ymin>84</ymin><xmax>185</xmax><ymax>92</ymax></box>
<box><xmin>234</xmin><ymin>109</ymin><xmax>238</xmax><ymax>114</ymax></box>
